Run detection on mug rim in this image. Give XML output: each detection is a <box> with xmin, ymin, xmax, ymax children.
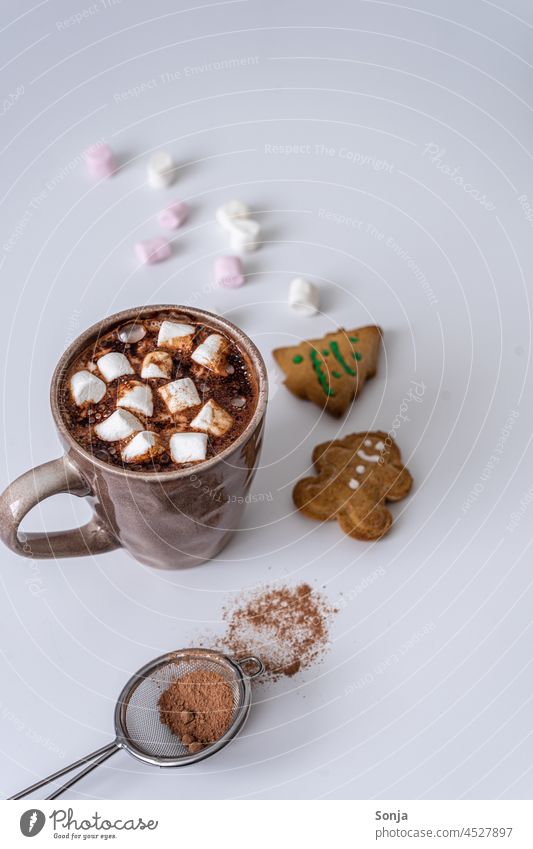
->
<box><xmin>50</xmin><ymin>304</ymin><xmax>268</xmax><ymax>481</ymax></box>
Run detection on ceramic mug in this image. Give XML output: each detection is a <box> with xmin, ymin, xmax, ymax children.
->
<box><xmin>0</xmin><ymin>305</ymin><xmax>268</xmax><ymax>569</ymax></box>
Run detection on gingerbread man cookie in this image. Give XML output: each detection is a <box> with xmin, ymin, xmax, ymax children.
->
<box><xmin>273</xmin><ymin>326</ymin><xmax>381</xmax><ymax>417</ymax></box>
<box><xmin>293</xmin><ymin>431</ymin><xmax>412</xmax><ymax>540</ymax></box>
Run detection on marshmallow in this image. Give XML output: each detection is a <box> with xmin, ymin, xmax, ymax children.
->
<box><xmin>158</xmin><ymin>377</ymin><xmax>201</xmax><ymax>413</ymax></box>
<box><xmin>147</xmin><ymin>150</ymin><xmax>176</xmax><ymax>188</ymax></box>
<box><xmin>229</xmin><ymin>217</ymin><xmax>260</xmax><ymax>252</ymax></box>
<box><xmin>85</xmin><ymin>143</ymin><xmax>115</xmax><ymax>180</ymax></box>
<box><xmin>157</xmin><ymin>320</ymin><xmax>195</xmax><ymax>351</ymax></box>
<box><xmin>95</xmin><ymin>409</ymin><xmax>143</xmax><ymax>442</ymax></box>
<box><xmin>169</xmin><ymin>432</ymin><xmax>208</xmax><ymax>464</ymax></box>
<box><xmin>288</xmin><ymin>277</ymin><xmax>320</xmax><ymax>316</ymax></box>
<box><xmin>135</xmin><ymin>237</ymin><xmax>171</xmax><ymax>265</ymax></box>
<box><xmin>117</xmin><ymin>380</ymin><xmax>153</xmax><ymax>417</ymax></box>
<box><xmin>214</xmin><ymin>255</ymin><xmax>244</xmax><ymax>289</ymax></box>
<box><xmin>158</xmin><ymin>201</ymin><xmax>188</xmax><ymax>230</ymax></box>
<box><xmin>141</xmin><ymin>350</ymin><xmax>173</xmax><ymax>379</ymax></box>
<box><xmin>70</xmin><ymin>370</ymin><xmax>106</xmax><ymax>406</ymax></box>
<box><xmin>190</xmin><ymin>399</ymin><xmax>234</xmax><ymax>437</ymax></box>
<box><xmin>121</xmin><ymin>431</ymin><xmax>161</xmax><ymax>463</ymax></box>
<box><xmin>97</xmin><ymin>352</ymin><xmax>134</xmax><ymax>382</ymax></box>
<box><xmin>216</xmin><ymin>199</ymin><xmax>250</xmax><ymax>231</ymax></box>
<box><xmin>118</xmin><ymin>323</ymin><xmax>146</xmax><ymax>343</ymax></box>
<box><xmin>191</xmin><ymin>333</ymin><xmax>229</xmax><ymax>375</ymax></box>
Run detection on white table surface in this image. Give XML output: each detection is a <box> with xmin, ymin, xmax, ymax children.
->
<box><xmin>1</xmin><ymin>0</ymin><xmax>532</xmax><ymax>800</ymax></box>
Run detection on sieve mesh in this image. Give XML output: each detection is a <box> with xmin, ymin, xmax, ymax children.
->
<box><xmin>117</xmin><ymin>651</ymin><xmax>245</xmax><ymax>762</ymax></box>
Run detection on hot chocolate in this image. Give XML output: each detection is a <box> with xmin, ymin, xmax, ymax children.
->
<box><xmin>60</xmin><ymin>309</ymin><xmax>258</xmax><ymax>472</ymax></box>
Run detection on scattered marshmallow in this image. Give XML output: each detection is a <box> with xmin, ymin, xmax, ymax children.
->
<box><xmin>158</xmin><ymin>377</ymin><xmax>201</xmax><ymax>413</ymax></box>
<box><xmin>216</xmin><ymin>199</ymin><xmax>250</xmax><ymax>231</ymax></box>
<box><xmin>95</xmin><ymin>409</ymin><xmax>143</xmax><ymax>442</ymax></box>
<box><xmin>191</xmin><ymin>333</ymin><xmax>229</xmax><ymax>376</ymax></box>
<box><xmin>70</xmin><ymin>370</ymin><xmax>106</xmax><ymax>406</ymax></box>
<box><xmin>147</xmin><ymin>150</ymin><xmax>176</xmax><ymax>188</ymax></box>
<box><xmin>288</xmin><ymin>277</ymin><xmax>320</xmax><ymax>316</ymax></box>
<box><xmin>229</xmin><ymin>217</ymin><xmax>260</xmax><ymax>252</ymax></box>
<box><xmin>135</xmin><ymin>237</ymin><xmax>171</xmax><ymax>265</ymax></box>
<box><xmin>117</xmin><ymin>380</ymin><xmax>153</xmax><ymax>417</ymax></box>
<box><xmin>158</xmin><ymin>201</ymin><xmax>188</xmax><ymax>230</ymax></box>
<box><xmin>121</xmin><ymin>431</ymin><xmax>161</xmax><ymax>463</ymax></box>
<box><xmin>141</xmin><ymin>350</ymin><xmax>173</xmax><ymax>379</ymax></box>
<box><xmin>157</xmin><ymin>319</ymin><xmax>195</xmax><ymax>351</ymax></box>
<box><xmin>214</xmin><ymin>255</ymin><xmax>244</xmax><ymax>289</ymax></box>
<box><xmin>85</xmin><ymin>143</ymin><xmax>115</xmax><ymax>180</ymax></box>
<box><xmin>169</xmin><ymin>432</ymin><xmax>208</xmax><ymax>464</ymax></box>
<box><xmin>190</xmin><ymin>399</ymin><xmax>234</xmax><ymax>437</ymax></box>
<box><xmin>97</xmin><ymin>352</ymin><xmax>134</xmax><ymax>382</ymax></box>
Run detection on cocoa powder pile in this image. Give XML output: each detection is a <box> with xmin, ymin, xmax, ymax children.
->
<box><xmin>219</xmin><ymin>583</ymin><xmax>336</xmax><ymax>682</ymax></box>
<box><xmin>158</xmin><ymin>669</ymin><xmax>234</xmax><ymax>753</ymax></box>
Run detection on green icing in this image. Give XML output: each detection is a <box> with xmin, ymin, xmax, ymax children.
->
<box><xmin>332</xmin><ymin>371</ymin><xmax>341</xmax><ymax>379</ymax></box>
<box><xmin>349</xmin><ymin>336</ymin><xmax>359</xmax><ymax>343</ymax></box>
<box><xmin>322</xmin><ymin>349</ymin><xmax>330</xmax><ymax>356</ymax></box>
<box><xmin>310</xmin><ymin>349</ymin><xmax>334</xmax><ymax>396</ymax></box>
<box><xmin>330</xmin><ymin>340</ymin><xmax>356</xmax><ymax>376</ymax></box>
<box><xmin>292</xmin><ymin>354</ymin><xmax>304</xmax><ymax>364</ymax></box>
<box><xmin>352</xmin><ymin>351</ymin><xmax>362</xmax><ymax>361</ymax></box>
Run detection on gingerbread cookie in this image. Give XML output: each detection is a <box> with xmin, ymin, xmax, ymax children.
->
<box><xmin>293</xmin><ymin>431</ymin><xmax>412</xmax><ymax>540</ymax></box>
<box><xmin>273</xmin><ymin>326</ymin><xmax>381</xmax><ymax>417</ymax></box>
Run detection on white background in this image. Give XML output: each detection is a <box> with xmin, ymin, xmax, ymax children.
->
<box><xmin>0</xmin><ymin>0</ymin><xmax>532</xmax><ymax>800</ymax></box>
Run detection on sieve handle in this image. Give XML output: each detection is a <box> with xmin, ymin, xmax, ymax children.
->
<box><xmin>236</xmin><ymin>656</ymin><xmax>265</xmax><ymax>679</ymax></box>
<box><xmin>9</xmin><ymin>741</ymin><xmax>120</xmax><ymax>800</ymax></box>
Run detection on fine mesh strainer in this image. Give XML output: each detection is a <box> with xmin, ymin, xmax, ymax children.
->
<box><xmin>10</xmin><ymin>648</ymin><xmax>264</xmax><ymax>800</ymax></box>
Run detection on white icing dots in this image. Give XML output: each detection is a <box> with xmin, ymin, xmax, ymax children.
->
<box><xmin>348</xmin><ymin>479</ymin><xmax>359</xmax><ymax>490</ymax></box>
<box><xmin>375</xmin><ymin>440</ymin><xmax>385</xmax><ymax>451</ymax></box>
<box><xmin>356</xmin><ymin>465</ymin><xmax>365</xmax><ymax>474</ymax></box>
<box><xmin>364</xmin><ymin>439</ymin><xmax>372</xmax><ymax>447</ymax></box>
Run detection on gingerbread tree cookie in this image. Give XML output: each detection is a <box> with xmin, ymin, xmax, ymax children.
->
<box><xmin>273</xmin><ymin>326</ymin><xmax>381</xmax><ymax>417</ymax></box>
<box><xmin>293</xmin><ymin>431</ymin><xmax>412</xmax><ymax>540</ymax></box>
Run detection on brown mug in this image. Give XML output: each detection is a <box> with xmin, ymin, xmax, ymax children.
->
<box><xmin>0</xmin><ymin>305</ymin><xmax>268</xmax><ymax>570</ymax></box>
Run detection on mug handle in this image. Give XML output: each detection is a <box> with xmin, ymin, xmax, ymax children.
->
<box><xmin>0</xmin><ymin>455</ymin><xmax>120</xmax><ymax>559</ymax></box>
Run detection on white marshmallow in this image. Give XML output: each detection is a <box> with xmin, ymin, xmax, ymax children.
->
<box><xmin>216</xmin><ymin>199</ymin><xmax>250</xmax><ymax>231</ymax></box>
<box><xmin>158</xmin><ymin>377</ymin><xmax>201</xmax><ymax>413</ymax></box>
<box><xmin>288</xmin><ymin>277</ymin><xmax>320</xmax><ymax>316</ymax></box>
<box><xmin>191</xmin><ymin>333</ymin><xmax>229</xmax><ymax>375</ymax></box>
<box><xmin>229</xmin><ymin>217</ymin><xmax>261</xmax><ymax>252</ymax></box>
<box><xmin>157</xmin><ymin>320</ymin><xmax>195</xmax><ymax>351</ymax></box>
<box><xmin>70</xmin><ymin>370</ymin><xmax>106</xmax><ymax>406</ymax></box>
<box><xmin>117</xmin><ymin>381</ymin><xmax>153</xmax><ymax>417</ymax></box>
<box><xmin>121</xmin><ymin>431</ymin><xmax>160</xmax><ymax>463</ymax></box>
<box><xmin>95</xmin><ymin>409</ymin><xmax>143</xmax><ymax>442</ymax></box>
<box><xmin>97</xmin><ymin>352</ymin><xmax>134</xmax><ymax>382</ymax></box>
<box><xmin>169</xmin><ymin>432</ymin><xmax>208</xmax><ymax>464</ymax></box>
<box><xmin>147</xmin><ymin>150</ymin><xmax>176</xmax><ymax>188</ymax></box>
<box><xmin>141</xmin><ymin>350</ymin><xmax>173</xmax><ymax>379</ymax></box>
<box><xmin>190</xmin><ymin>399</ymin><xmax>234</xmax><ymax>437</ymax></box>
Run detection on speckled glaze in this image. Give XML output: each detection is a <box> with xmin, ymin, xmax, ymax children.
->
<box><xmin>0</xmin><ymin>305</ymin><xmax>267</xmax><ymax>570</ymax></box>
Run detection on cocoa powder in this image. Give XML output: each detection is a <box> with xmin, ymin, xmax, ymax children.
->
<box><xmin>158</xmin><ymin>669</ymin><xmax>234</xmax><ymax>752</ymax></box>
<box><xmin>219</xmin><ymin>583</ymin><xmax>337</xmax><ymax>681</ymax></box>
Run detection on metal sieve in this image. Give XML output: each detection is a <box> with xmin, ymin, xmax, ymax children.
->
<box><xmin>9</xmin><ymin>648</ymin><xmax>264</xmax><ymax>800</ymax></box>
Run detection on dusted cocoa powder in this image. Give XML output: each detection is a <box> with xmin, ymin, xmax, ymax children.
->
<box><xmin>219</xmin><ymin>583</ymin><xmax>337</xmax><ymax>682</ymax></box>
<box><xmin>158</xmin><ymin>669</ymin><xmax>234</xmax><ymax>752</ymax></box>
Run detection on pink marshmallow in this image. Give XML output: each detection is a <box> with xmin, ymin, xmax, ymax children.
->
<box><xmin>85</xmin><ymin>143</ymin><xmax>115</xmax><ymax>179</ymax></box>
<box><xmin>214</xmin><ymin>255</ymin><xmax>245</xmax><ymax>288</ymax></box>
<box><xmin>135</xmin><ymin>237</ymin><xmax>171</xmax><ymax>265</ymax></box>
<box><xmin>158</xmin><ymin>201</ymin><xmax>188</xmax><ymax>230</ymax></box>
